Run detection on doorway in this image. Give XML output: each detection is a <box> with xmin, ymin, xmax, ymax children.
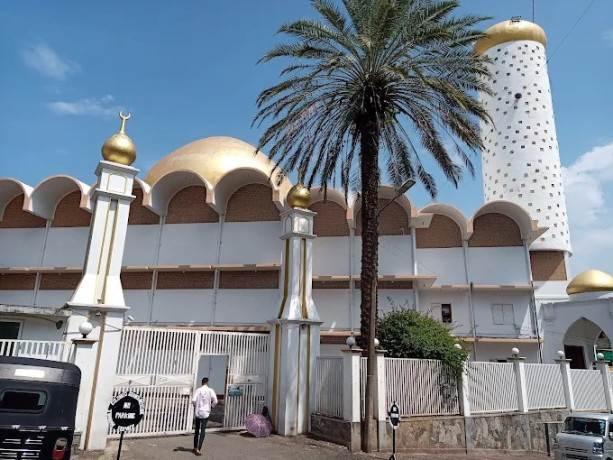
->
<box><xmin>564</xmin><ymin>345</ymin><xmax>586</xmax><ymax>370</ymax></box>
<box><xmin>195</xmin><ymin>354</ymin><xmax>229</xmax><ymax>428</ymax></box>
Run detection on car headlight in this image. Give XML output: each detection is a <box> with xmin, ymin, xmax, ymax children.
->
<box><xmin>593</xmin><ymin>441</ymin><xmax>604</xmax><ymax>454</ymax></box>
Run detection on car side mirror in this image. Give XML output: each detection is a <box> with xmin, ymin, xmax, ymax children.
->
<box><xmin>609</xmin><ymin>432</ymin><xmax>613</xmax><ymax>441</ymax></box>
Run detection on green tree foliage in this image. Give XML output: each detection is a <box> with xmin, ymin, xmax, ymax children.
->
<box><xmin>378</xmin><ymin>301</ymin><xmax>469</xmax><ymax>378</ymax></box>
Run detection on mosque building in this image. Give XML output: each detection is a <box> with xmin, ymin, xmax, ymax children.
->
<box><xmin>0</xmin><ymin>16</ymin><xmax>612</xmax><ymax>449</ymax></box>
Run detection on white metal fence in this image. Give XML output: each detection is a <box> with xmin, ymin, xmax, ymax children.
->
<box><xmin>110</xmin><ymin>327</ymin><xmax>268</xmax><ymax>437</ymax></box>
<box><xmin>571</xmin><ymin>369</ymin><xmax>607</xmax><ymax>411</ymax></box>
<box><xmin>385</xmin><ymin>358</ymin><xmax>460</xmax><ymax>416</ymax></box>
<box><xmin>467</xmin><ymin>362</ymin><xmax>518</xmax><ymax>413</ymax></box>
<box><xmin>315</xmin><ymin>357</ymin><xmax>343</xmax><ymax>418</ymax></box>
<box><xmin>525</xmin><ymin>363</ymin><xmax>565</xmax><ymax>410</ymax></box>
<box><xmin>0</xmin><ymin>339</ymin><xmax>67</xmax><ymax>361</ymax></box>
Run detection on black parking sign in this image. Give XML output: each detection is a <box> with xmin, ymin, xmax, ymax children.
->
<box><xmin>107</xmin><ymin>390</ymin><xmax>144</xmax><ymax>432</ymax></box>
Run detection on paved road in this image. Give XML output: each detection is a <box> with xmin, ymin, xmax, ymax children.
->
<box><xmin>74</xmin><ymin>432</ymin><xmax>547</xmax><ymax>460</ymax></box>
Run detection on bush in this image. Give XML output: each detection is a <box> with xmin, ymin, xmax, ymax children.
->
<box><xmin>378</xmin><ymin>300</ymin><xmax>469</xmax><ymax>378</ymax></box>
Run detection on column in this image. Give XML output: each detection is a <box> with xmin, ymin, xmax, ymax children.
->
<box><xmin>556</xmin><ymin>356</ymin><xmax>575</xmax><ymax>411</ymax></box>
<box><xmin>64</xmin><ymin>113</ymin><xmax>138</xmax><ymax>450</ymax></box>
<box><xmin>375</xmin><ymin>350</ymin><xmax>387</xmax><ymax>450</ymax></box>
<box><xmin>595</xmin><ymin>356</ymin><xmax>613</xmax><ymax>412</ymax></box>
<box><xmin>267</xmin><ymin>192</ymin><xmax>323</xmax><ymax>436</ymax></box>
<box><xmin>509</xmin><ymin>352</ymin><xmax>529</xmax><ymax>413</ymax></box>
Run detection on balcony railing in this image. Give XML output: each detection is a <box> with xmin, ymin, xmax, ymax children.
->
<box><xmin>0</xmin><ymin>339</ymin><xmax>68</xmax><ymax>362</ymax></box>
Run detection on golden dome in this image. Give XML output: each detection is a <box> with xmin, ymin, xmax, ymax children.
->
<box><xmin>101</xmin><ymin>112</ymin><xmax>136</xmax><ymax>166</ymax></box>
<box><xmin>566</xmin><ymin>269</ymin><xmax>613</xmax><ymax>295</ymax></box>
<box><xmin>144</xmin><ymin>136</ymin><xmax>292</xmax><ymax>193</ymax></box>
<box><xmin>474</xmin><ymin>19</ymin><xmax>547</xmax><ymax>56</ymax></box>
<box><xmin>287</xmin><ymin>179</ymin><xmax>310</xmax><ymax>209</ymax></box>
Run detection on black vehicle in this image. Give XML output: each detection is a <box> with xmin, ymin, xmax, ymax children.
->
<box><xmin>0</xmin><ymin>356</ymin><xmax>81</xmax><ymax>459</ymax></box>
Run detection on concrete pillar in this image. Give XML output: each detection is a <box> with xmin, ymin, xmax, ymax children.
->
<box><xmin>64</xmin><ymin>153</ymin><xmax>138</xmax><ymax>450</ymax></box>
<box><xmin>70</xmin><ymin>336</ymin><xmax>98</xmax><ymax>450</ymax></box>
<box><xmin>458</xmin><ymin>359</ymin><xmax>471</xmax><ymax>417</ymax></box>
<box><xmin>375</xmin><ymin>350</ymin><xmax>387</xmax><ymax>451</ymax></box>
<box><xmin>267</xmin><ymin>203</ymin><xmax>323</xmax><ymax>436</ymax></box>
<box><xmin>509</xmin><ymin>355</ymin><xmax>529</xmax><ymax>413</ymax></box>
<box><xmin>595</xmin><ymin>358</ymin><xmax>613</xmax><ymax>413</ymax></box>
<box><xmin>556</xmin><ymin>358</ymin><xmax>575</xmax><ymax>411</ymax></box>
<box><xmin>342</xmin><ymin>347</ymin><xmax>362</xmax><ymax>452</ymax></box>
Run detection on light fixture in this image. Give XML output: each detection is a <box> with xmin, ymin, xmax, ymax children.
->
<box><xmin>346</xmin><ymin>334</ymin><xmax>356</xmax><ymax>349</ymax></box>
<box><xmin>454</xmin><ymin>343</ymin><xmax>462</xmax><ymax>350</ymax></box>
<box><xmin>374</xmin><ymin>338</ymin><xmax>380</xmax><ymax>348</ymax></box>
<box><xmin>78</xmin><ymin>321</ymin><xmax>93</xmax><ymax>338</ymax></box>
<box><xmin>511</xmin><ymin>347</ymin><xmax>520</xmax><ymax>357</ymax></box>
<box><xmin>597</xmin><ymin>352</ymin><xmax>605</xmax><ymax>361</ymax></box>
<box><xmin>557</xmin><ymin>350</ymin><xmax>565</xmax><ymax>359</ymax></box>
<box><xmin>55</xmin><ymin>320</ymin><xmax>64</xmax><ymax>330</ymax></box>
<box><xmin>396</xmin><ymin>178</ymin><xmax>416</xmax><ymax>195</ymax></box>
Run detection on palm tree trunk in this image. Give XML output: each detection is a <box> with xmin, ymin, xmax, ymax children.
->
<box><xmin>359</xmin><ymin>116</ymin><xmax>380</xmax><ymax>453</ymax></box>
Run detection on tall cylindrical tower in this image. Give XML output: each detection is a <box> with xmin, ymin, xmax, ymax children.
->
<box><xmin>475</xmin><ymin>18</ymin><xmax>571</xmax><ymax>253</ymax></box>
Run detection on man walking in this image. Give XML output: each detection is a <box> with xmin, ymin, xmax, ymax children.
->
<box><xmin>192</xmin><ymin>377</ymin><xmax>218</xmax><ymax>456</ymax></box>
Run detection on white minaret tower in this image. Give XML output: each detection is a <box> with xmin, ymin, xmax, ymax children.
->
<box><xmin>476</xmin><ymin>18</ymin><xmax>571</xmax><ymax>253</ymax></box>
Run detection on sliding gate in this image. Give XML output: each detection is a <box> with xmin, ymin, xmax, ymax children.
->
<box><xmin>109</xmin><ymin>326</ymin><xmax>269</xmax><ymax>438</ymax></box>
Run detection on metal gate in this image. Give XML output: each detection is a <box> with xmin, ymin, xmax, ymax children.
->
<box><xmin>109</xmin><ymin>326</ymin><xmax>269</xmax><ymax>438</ymax></box>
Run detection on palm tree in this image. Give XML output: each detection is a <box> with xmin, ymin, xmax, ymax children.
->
<box><xmin>254</xmin><ymin>0</ymin><xmax>491</xmax><ymax>452</ymax></box>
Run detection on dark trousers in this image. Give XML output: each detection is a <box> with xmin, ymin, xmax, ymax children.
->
<box><xmin>193</xmin><ymin>416</ymin><xmax>209</xmax><ymax>450</ymax></box>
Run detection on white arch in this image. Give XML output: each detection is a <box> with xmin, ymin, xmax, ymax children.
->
<box><xmin>26</xmin><ymin>175</ymin><xmax>91</xmax><ymax>220</ymax></box>
<box><xmin>212</xmin><ymin>167</ymin><xmax>283</xmax><ymax>214</ymax></box>
<box><xmin>350</xmin><ymin>185</ymin><xmax>414</xmax><ymax>229</ymax></box>
<box><xmin>0</xmin><ymin>178</ymin><xmax>33</xmax><ymax>220</ymax></box>
<box><xmin>419</xmin><ymin>203</ymin><xmax>471</xmax><ymax>240</ymax></box>
<box><xmin>146</xmin><ymin>170</ymin><xmax>213</xmax><ymax>216</ymax></box>
<box><xmin>471</xmin><ymin>200</ymin><xmax>547</xmax><ymax>243</ymax></box>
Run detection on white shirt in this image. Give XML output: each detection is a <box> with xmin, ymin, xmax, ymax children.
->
<box><xmin>192</xmin><ymin>385</ymin><xmax>218</xmax><ymax>419</ymax></box>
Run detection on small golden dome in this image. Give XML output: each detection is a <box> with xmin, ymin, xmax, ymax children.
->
<box><xmin>566</xmin><ymin>269</ymin><xmax>613</xmax><ymax>295</ymax></box>
<box><xmin>474</xmin><ymin>18</ymin><xmax>547</xmax><ymax>56</ymax></box>
<box><xmin>287</xmin><ymin>174</ymin><xmax>310</xmax><ymax>209</ymax></box>
<box><xmin>101</xmin><ymin>112</ymin><xmax>136</xmax><ymax>166</ymax></box>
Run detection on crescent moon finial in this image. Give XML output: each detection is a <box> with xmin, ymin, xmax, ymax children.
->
<box><xmin>118</xmin><ymin>111</ymin><xmax>131</xmax><ymax>133</ymax></box>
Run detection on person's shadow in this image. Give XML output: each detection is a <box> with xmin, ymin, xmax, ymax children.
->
<box><xmin>173</xmin><ymin>447</ymin><xmax>194</xmax><ymax>452</ymax></box>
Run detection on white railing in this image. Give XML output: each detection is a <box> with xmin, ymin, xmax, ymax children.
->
<box><xmin>360</xmin><ymin>357</ymin><xmax>367</xmax><ymax>418</ymax></box>
<box><xmin>315</xmin><ymin>357</ymin><xmax>343</xmax><ymax>418</ymax></box>
<box><xmin>525</xmin><ymin>363</ymin><xmax>566</xmax><ymax>410</ymax></box>
<box><xmin>467</xmin><ymin>362</ymin><xmax>518</xmax><ymax>413</ymax></box>
<box><xmin>0</xmin><ymin>340</ymin><xmax>68</xmax><ymax>362</ymax></box>
<box><xmin>385</xmin><ymin>358</ymin><xmax>460</xmax><ymax>416</ymax></box>
<box><xmin>571</xmin><ymin>369</ymin><xmax>607</xmax><ymax>411</ymax></box>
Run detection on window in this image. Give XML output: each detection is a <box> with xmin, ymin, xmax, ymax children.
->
<box><xmin>492</xmin><ymin>304</ymin><xmax>514</xmax><ymax>325</ymax></box>
<box><xmin>0</xmin><ymin>321</ymin><xmax>20</xmax><ymax>340</ymax></box>
<box><xmin>0</xmin><ymin>389</ymin><xmax>47</xmax><ymax>413</ymax></box>
<box><xmin>431</xmin><ymin>303</ymin><xmax>452</xmax><ymax>323</ymax></box>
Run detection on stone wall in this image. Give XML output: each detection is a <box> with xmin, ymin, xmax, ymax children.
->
<box><xmin>310</xmin><ymin>414</ymin><xmax>361</xmax><ymax>452</ymax></box>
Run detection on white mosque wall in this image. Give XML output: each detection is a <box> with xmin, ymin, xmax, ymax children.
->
<box><xmin>379</xmin><ymin>290</ymin><xmax>414</xmax><ymax>315</ymax></box>
<box><xmin>472</xmin><ymin>341</ymin><xmax>539</xmax><ymax>363</ymax></box>
<box><xmin>124</xmin><ymin>225</ymin><xmax>160</xmax><ymax>266</ymax></box>
<box><xmin>416</xmin><ymin>248</ymin><xmax>466</xmax><ymax>285</ymax></box>
<box><xmin>150</xmin><ymin>290</ymin><xmax>214</xmax><ymax>324</ymax></box>
<box><xmin>219</xmin><ymin>222</ymin><xmax>283</xmax><ymax>265</ymax></box>
<box><xmin>41</xmin><ymin>228</ymin><xmax>90</xmax><ymax>267</ymax></box>
<box><xmin>534</xmin><ymin>280</ymin><xmax>569</xmax><ymax>302</ymax></box>
<box><xmin>214</xmin><ymin>289</ymin><xmax>278</xmax><ymax>325</ymax></box>
<box><xmin>123</xmin><ymin>290</ymin><xmax>152</xmax><ymax>323</ymax></box>
<box><xmin>418</xmin><ymin>290</ymin><xmax>471</xmax><ymax>335</ymax></box>
<box><xmin>158</xmin><ymin>223</ymin><xmax>219</xmax><ymax>265</ymax></box>
<box><xmin>312</xmin><ymin>237</ymin><xmax>351</xmax><ymax>276</ymax></box>
<box><xmin>379</xmin><ymin>236</ymin><xmax>413</xmax><ymax>275</ymax></box>
<box><xmin>467</xmin><ymin>247</ymin><xmax>528</xmax><ymax>285</ymax></box>
<box><xmin>320</xmin><ymin>344</ymin><xmax>345</xmax><ymax>357</ymax></box>
<box><xmin>313</xmin><ymin>290</ymin><xmax>352</xmax><ymax>330</ymax></box>
<box><xmin>34</xmin><ymin>290</ymin><xmax>76</xmax><ymax>307</ymax></box>
<box><xmin>0</xmin><ymin>291</ymin><xmax>34</xmax><ymax>306</ymax></box>
<box><xmin>0</xmin><ymin>228</ymin><xmax>46</xmax><ymax>267</ymax></box>
<box><xmin>471</xmin><ymin>291</ymin><xmax>533</xmax><ymax>338</ymax></box>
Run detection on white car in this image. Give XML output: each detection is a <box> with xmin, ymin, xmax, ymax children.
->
<box><xmin>554</xmin><ymin>412</ymin><xmax>613</xmax><ymax>460</ymax></box>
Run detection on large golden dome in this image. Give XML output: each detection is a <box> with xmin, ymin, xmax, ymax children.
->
<box><xmin>474</xmin><ymin>19</ymin><xmax>547</xmax><ymax>56</ymax></box>
<box><xmin>566</xmin><ymin>269</ymin><xmax>613</xmax><ymax>295</ymax></box>
<box><xmin>144</xmin><ymin>136</ymin><xmax>291</xmax><ymax>192</ymax></box>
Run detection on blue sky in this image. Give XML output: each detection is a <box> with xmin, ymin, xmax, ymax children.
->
<box><xmin>1</xmin><ymin>0</ymin><xmax>612</xmax><ymax>275</ymax></box>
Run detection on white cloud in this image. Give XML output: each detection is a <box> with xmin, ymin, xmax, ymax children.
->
<box><xmin>603</xmin><ymin>29</ymin><xmax>613</xmax><ymax>47</ymax></box>
<box><xmin>563</xmin><ymin>142</ymin><xmax>613</xmax><ymax>274</ymax></box>
<box><xmin>20</xmin><ymin>43</ymin><xmax>80</xmax><ymax>80</ymax></box>
<box><xmin>46</xmin><ymin>95</ymin><xmax>120</xmax><ymax>117</ymax></box>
